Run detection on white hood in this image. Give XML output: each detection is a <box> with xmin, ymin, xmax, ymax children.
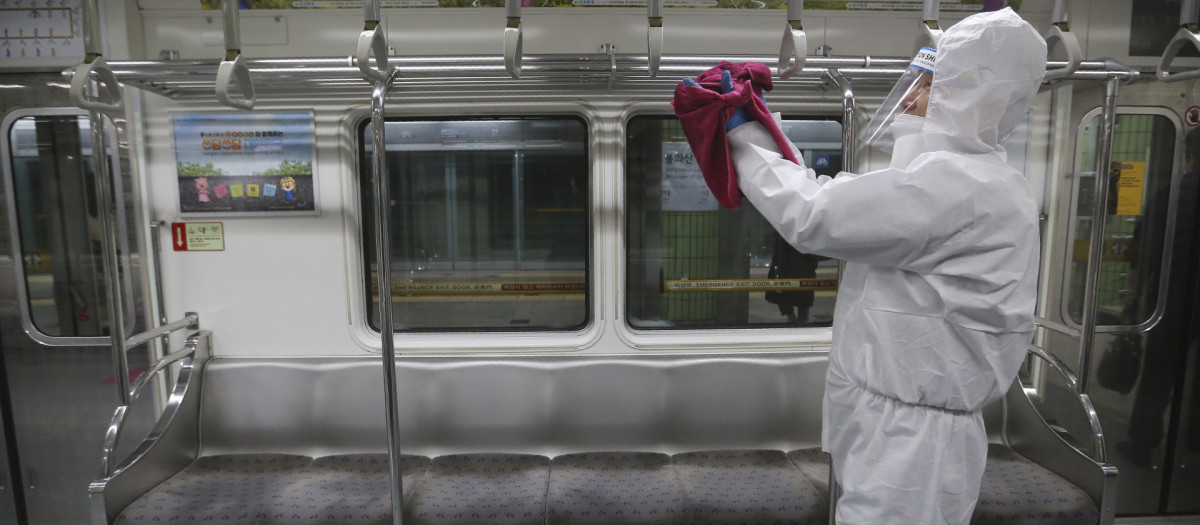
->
<box><xmin>922</xmin><ymin>8</ymin><xmax>1047</xmax><ymax>155</ymax></box>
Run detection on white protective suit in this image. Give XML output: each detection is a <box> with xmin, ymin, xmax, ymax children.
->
<box><xmin>727</xmin><ymin>8</ymin><xmax>1046</xmax><ymax>524</ymax></box>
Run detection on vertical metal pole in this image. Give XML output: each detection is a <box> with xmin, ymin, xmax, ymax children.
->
<box><xmin>371</xmin><ymin>78</ymin><xmax>405</xmax><ymax>525</ymax></box>
<box><xmin>91</xmin><ymin>106</ymin><xmax>131</xmax><ymax>406</ymax></box>
<box><xmin>829</xmin><ymin>69</ymin><xmax>854</xmax><ymax>285</ymax></box>
<box><xmin>1077</xmin><ymin>76</ymin><xmax>1121</xmax><ymax>394</ymax></box>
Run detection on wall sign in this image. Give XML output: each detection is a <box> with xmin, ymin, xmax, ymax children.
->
<box><xmin>0</xmin><ymin>0</ymin><xmax>85</xmax><ymax>65</ymax></box>
<box><xmin>661</xmin><ymin>142</ymin><xmax>719</xmax><ymax>212</ymax></box>
<box><xmin>171</xmin><ymin>222</ymin><xmax>226</xmax><ymax>251</ymax></box>
<box><xmin>173</xmin><ymin>112</ymin><xmax>317</xmax><ymax>216</ymax></box>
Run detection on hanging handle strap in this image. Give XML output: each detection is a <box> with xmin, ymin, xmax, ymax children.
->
<box><xmin>1043</xmin><ymin>0</ymin><xmax>1081</xmax><ymax>81</ymax></box>
<box><xmin>505</xmin><ymin>0</ymin><xmax>524</xmax><ymax>79</ymax></box>
<box><xmin>216</xmin><ymin>0</ymin><xmax>255</xmax><ymax>110</ymax></box>
<box><xmin>778</xmin><ymin>0</ymin><xmax>806</xmax><ymax>79</ymax></box>
<box><xmin>647</xmin><ymin>0</ymin><xmax>663</xmax><ymax>78</ymax></box>
<box><xmin>70</xmin><ymin>0</ymin><xmax>123</xmax><ymax>112</ymax></box>
<box><xmin>358</xmin><ymin>0</ymin><xmax>391</xmax><ymax>83</ymax></box>
<box><xmin>914</xmin><ymin>0</ymin><xmax>942</xmax><ymax>53</ymax></box>
<box><xmin>1157</xmin><ymin>0</ymin><xmax>1200</xmax><ymax>82</ymax></box>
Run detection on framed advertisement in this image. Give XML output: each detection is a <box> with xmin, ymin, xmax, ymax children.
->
<box><xmin>173</xmin><ymin>111</ymin><xmax>318</xmax><ymax>217</ymax></box>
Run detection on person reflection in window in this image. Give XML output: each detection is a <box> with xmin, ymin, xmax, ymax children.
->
<box><xmin>1117</xmin><ymin>127</ymin><xmax>1200</xmax><ymax>469</ymax></box>
<box><xmin>765</xmin><ymin>233</ymin><xmax>823</xmax><ymax>324</ymax></box>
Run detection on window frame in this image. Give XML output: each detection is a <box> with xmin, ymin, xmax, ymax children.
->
<box><xmin>615</xmin><ymin>103</ymin><xmax>839</xmax><ymax>352</ymax></box>
<box><xmin>1</xmin><ymin>107</ymin><xmax>136</xmax><ymax>345</ymax></box>
<box><xmin>1061</xmin><ymin>106</ymin><xmax>1184</xmax><ymax>334</ymax></box>
<box><xmin>346</xmin><ymin>104</ymin><xmax>602</xmax><ymax>351</ymax></box>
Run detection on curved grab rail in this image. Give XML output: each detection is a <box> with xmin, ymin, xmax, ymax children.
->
<box><xmin>216</xmin><ymin>0</ymin><xmax>255</xmax><ymax>109</ymax></box>
<box><xmin>647</xmin><ymin>0</ymin><xmax>663</xmax><ymax>78</ymax></box>
<box><xmin>1026</xmin><ymin>345</ymin><xmax>1107</xmax><ymax>463</ymax></box>
<box><xmin>504</xmin><ymin>0</ymin><xmax>523</xmax><ymax>79</ymax></box>
<box><xmin>778</xmin><ymin>0</ymin><xmax>806</xmax><ymax>79</ymax></box>
<box><xmin>99</xmin><ymin>331</ymin><xmax>209</xmax><ymax>479</ymax></box>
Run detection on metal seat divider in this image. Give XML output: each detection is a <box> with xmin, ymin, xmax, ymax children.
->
<box><xmin>359</xmin><ymin>2</ymin><xmax>405</xmax><ymax>523</ymax></box>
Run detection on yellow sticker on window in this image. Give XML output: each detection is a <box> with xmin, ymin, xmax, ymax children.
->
<box><xmin>1113</xmin><ymin>161</ymin><xmax>1146</xmax><ymax>216</ymax></box>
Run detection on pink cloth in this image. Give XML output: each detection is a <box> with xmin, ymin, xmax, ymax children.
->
<box><xmin>672</xmin><ymin>61</ymin><xmax>800</xmax><ymax>210</ymax></box>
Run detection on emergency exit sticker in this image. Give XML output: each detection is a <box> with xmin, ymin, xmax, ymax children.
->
<box><xmin>171</xmin><ymin>222</ymin><xmax>225</xmax><ymax>251</ymax></box>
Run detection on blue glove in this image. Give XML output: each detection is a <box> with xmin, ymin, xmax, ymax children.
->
<box><xmin>681</xmin><ymin>71</ymin><xmax>758</xmax><ymax>132</ymax></box>
<box><xmin>719</xmin><ymin>70</ymin><xmax>752</xmax><ymax>131</ymax></box>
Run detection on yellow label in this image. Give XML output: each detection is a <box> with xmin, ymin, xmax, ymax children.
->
<box><xmin>230</xmin><ymin>184</ymin><xmax>245</xmax><ymax>198</ymax></box>
<box><xmin>247</xmin><ymin>184</ymin><xmax>260</xmax><ymax>197</ymax></box>
<box><xmin>1113</xmin><ymin>161</ymin><xmax>1146</xmax><ymax>216</ymax></box>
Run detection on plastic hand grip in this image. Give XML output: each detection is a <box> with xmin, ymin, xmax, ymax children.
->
<box><xmin>779</xmin><ymin>23</ymin><xmax>806</xmax><ymax>79</ymax></box>
<box><xmin>216</xmin><ymin>53</ymin><xmax>255</xmax><ymax>110</ymax></box>
<box><xmin>70</xmin><ymin>57</ymin><xmax>124</xmax><ymax>113</ymax></box>
<box><xmin>1157</xmin><ymin>28</ymin><xmax>1200</xmax><ymax>82</ymax></box>
<box><xmin>1043</xmin><ymin>25</ymin><xmax>1082</xmax><ymax>82</ymax></box>
<box><xmin>357</xmin><ymin>27</ymin><xmax>391</xmax><ymax>83</ymax></box>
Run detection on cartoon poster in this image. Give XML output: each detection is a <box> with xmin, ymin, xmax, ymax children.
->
<box><xmin>173</xmin><ymin>112</ymin><xmax>317</xmax><ymax>216</ymax></box>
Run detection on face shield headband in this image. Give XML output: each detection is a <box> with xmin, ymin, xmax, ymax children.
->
<box><xmin>859</xmin><ymin>47</ymin><xmax>937</xmax><ymax>154</ymax></box>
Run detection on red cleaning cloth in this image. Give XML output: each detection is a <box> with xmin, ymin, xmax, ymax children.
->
<box><xmin>672</xmin><ymin>61</ymin><xmax>800</xmax><ymax>210</ymax></box>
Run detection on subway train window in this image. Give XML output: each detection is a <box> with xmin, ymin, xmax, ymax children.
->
<box><xmin>625</xmin><ymin>116</ymin><xmax>841</xmax><ymax>329</ymax></box>
<box><xmin>359</xmin><ymin>117</ymin><xmax>589</xmax><ymax>331</ymax></box>
<box><xmin>3</xmin><ymin>113</ymin><xmax>116</xmax><ymax>338</ymax></box>
<box><xmin>1068</xmin><ymin>111</ymin><xmax>1178</xmax><ymax>326</ymax></box>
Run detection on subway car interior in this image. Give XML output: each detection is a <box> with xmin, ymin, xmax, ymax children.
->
<box><xmin>0</xmin><ymin>0</ymin><xmax>1199</xmax><ymax>523</ymax></box>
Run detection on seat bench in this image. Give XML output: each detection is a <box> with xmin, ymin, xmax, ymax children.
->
<box><xmin>112</xmin><ymin>446</ymin><xmax>1097</xmax><ymax>524</ymax></box>
<box><xmin>91</xmin><ymin>345</ymin><xmax>1114</xmax><ymax>525</ymax></box>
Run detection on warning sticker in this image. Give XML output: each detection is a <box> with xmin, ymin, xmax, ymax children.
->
<box><xmin>171</xmin><ymin>222</ymin><xmax>225</xmax><ymax>251</ymax></box>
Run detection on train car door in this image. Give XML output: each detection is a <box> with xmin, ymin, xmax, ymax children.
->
<box><xmin>0</xmin><ymin>73</ymin><xmax>152</xmax><ymax>524</ymax></box>
<box><xmin>1041</xmin><ymin>90</ymin><xmax>1200</xmax><ymax>516</ymax></box>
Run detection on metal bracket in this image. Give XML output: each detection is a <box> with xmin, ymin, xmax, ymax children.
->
<box><xmin>778</xmin><ymin>0</ymin><xmax>805</xmax><ymax>79</ymax></box>
<box><xmin>505</xmin><ymin>0</ymin><xmax>523</xmax><ymax>79</ymax></box>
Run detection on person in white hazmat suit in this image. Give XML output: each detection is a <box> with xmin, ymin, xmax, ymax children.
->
<box><xmin>722</xmin><ymin>8</ymin><xmax>1046</xmax><ymax>524</ymax></box>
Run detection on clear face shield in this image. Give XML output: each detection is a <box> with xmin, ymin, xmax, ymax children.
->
<box><xmin>859</xmin><ymin>47</ymin><xmax>937</xmax><ymax>153</ymax></box>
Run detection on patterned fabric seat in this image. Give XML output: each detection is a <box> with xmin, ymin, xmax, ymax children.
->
<box><xmin>547</xmin><ymin>452</ymin><xmax>690</xmax><ymax>524</ymax></box>
<box><xmin>972</xmin><ymin>444</ymin><xmax>1100</xmax><ymax>525</ymax></box>
<box><xmin>114</xmin><ymin>453</ymin><xmax>313</xmax><ymax>525</ymax></box>
<box><xmin>672</xmin><ymin>449</ymin><xmax>828</xmax><ymax>524</ymax></box>
<box><xmin>280</xmin><ymin>454</ymin><xmax>430</xmax><ymax>525</ymax></box>
<box><xmin>407</xmin><ymin>453</ymin><xmax>550</xmax><ymax>525</ymax></box>
<box><xmin>785</xmin><ymin>448</ymin><xmax>832</xmax><ymax>503</ymax></box>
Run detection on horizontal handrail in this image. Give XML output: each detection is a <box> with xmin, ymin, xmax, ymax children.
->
<box><xmin>124</xmin><ymin>312</ymin><xmax>198</xmax><ymax>350</ymax></box>
<box><xmin>1035</xmin><ymin>316</ymin><xmax>1082</xmax><ymax>339</ymax></box>
<box><xmin>68</xmin><ymin>56</ymin><xmax>1136</xmax><ymax>101</ymax></box>
<box><xmin>1027</xmin><ymin>344</ymin><xmax>1106</xmax><ymax>463</ymax></box>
